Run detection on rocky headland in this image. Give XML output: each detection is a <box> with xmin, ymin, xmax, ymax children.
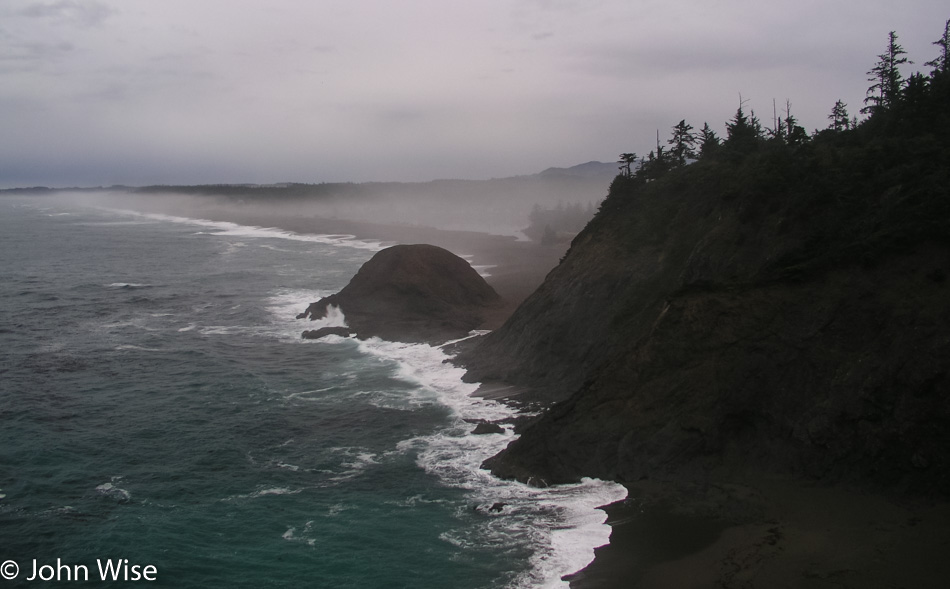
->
<box><xmin>457</xmin><ymin>72</ymin><xmax>950</xmax><ymax>586</ymax></box>
<box><xmin>460</xmin><ymin>77</ymin><xmax>950</xmax><ymax>494</ymax></box>
<box><xmin>298</xmin><ymin>243</ymin><xmax>503</xmax><ymax>343</ymax></box>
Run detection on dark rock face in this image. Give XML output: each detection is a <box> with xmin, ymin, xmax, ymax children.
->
<box><xmin>482</xmin><ymin>250</ymin><xmax>950</xmax><ymax>491</ymax></box>
<box><xmin>463</xmin><ymin>159</ymin><xmax>950</xmax><ymax>495</ymax></box>
<box><xmin>299</xmin><ymin>244</ymin><xmax>502</xmax><ymax>344</ymax></box>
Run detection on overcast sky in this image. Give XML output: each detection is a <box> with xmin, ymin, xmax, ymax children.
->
<box><xmin>1</xmin><ymin>0</ymin><xmax>947</xmax><ymax>187</ymax></box>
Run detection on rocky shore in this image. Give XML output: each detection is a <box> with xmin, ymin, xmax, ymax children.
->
<box><xmin>99</xmin><ymin>162</ymin><xmax>950</xmax><ymax>586</ymax></box>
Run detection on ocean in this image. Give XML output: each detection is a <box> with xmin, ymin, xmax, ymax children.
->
<box><xmin>0</xmin><ymin>194</ymin><xmax>625</xmax><ymax>588</ymax></box>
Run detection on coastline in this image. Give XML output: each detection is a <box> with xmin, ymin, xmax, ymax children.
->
<box><xmin>97</xmin><ymin>197</ymin><xmax>568</xmax><ymax>328</ymax></box>
<box><xmin>102</xmin><ymin>199</ymin><xmax>896</xmax><ymax>588</ymax></box>
<box><xmin>97</xmin><ymin>200</ymin><xmax>630</xmax><ymax>583</ymax></box>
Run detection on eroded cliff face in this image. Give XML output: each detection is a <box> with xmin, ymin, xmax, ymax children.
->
<box><xmin>462</xmin><ymin>144</ymin><xmax>950</xmax><ymax>494</ymax></box>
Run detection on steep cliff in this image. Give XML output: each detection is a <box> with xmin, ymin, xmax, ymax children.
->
<box><xmin>461</xmin><ymin>99</ymin><xmax>950</xmax><ymax>494</ymax></box>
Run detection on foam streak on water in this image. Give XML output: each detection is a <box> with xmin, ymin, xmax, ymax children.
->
<box><xmin>104</xmin><ymin>208</ymin><xmax>390</xmax><ymax>251</ymax></box>
<box><xmin>348</xmin><ymin>336</ymin><xmax>627</xmax><ymax>588</ymax></box>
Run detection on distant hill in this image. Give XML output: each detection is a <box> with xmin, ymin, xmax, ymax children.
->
<box><xmin>537</xmin><ymin>161</ymin><xmax>618</xmax><ymax>180</ymax></box>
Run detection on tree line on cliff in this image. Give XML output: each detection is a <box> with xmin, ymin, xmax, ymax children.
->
<box><xmin>616</xmin><ymin>21</ymin><xmax>949</xmax><ymax>183</ymax></box>
<box><xmin>604</xmin><ymin>22</ymin><xmax>950</xmax><ymax>276</ymax></box>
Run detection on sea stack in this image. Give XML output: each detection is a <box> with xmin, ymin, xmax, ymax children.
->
<box><xmin>299</xmin><ymin>244</ymin><xmax>502</xmax><ymax>343</ymax></box>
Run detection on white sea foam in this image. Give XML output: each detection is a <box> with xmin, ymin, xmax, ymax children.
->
<box><xmin>99</xmin><ymin>318</ymin><xmax>158</xmax><ymax>333</ymax></box>
<box><xmin>347</xmin><ymin>336</ymin><xmax>627</xmax><ymax>588</ymax></box>
<box><xmin>254</xmin><ymin>487</ymin><xmax>300</xmax><ymax>497</ymax></box>
<box><xmin>282</xmin><ymin>521</ymin><xmax>317</xmax><ymax>546</ymax></box>
<box><xmin>222</xmin><ymin>240</ymin><xmax>247</xmax><ymax>255</ymax></box>
<box><xmin>95</xmin><ymin>481</ymin><xmax>132</xmax><ymax>503</ymax></box>
<box><xmin>326</xmin><ymin>503</ymin><xmax>348</xmax><ymax>516</ymax></box>
<box><xmin>257</xmin><ymin>243</ymin><xmax>296</xmax><ymax>253</ymax></box>
<box><xmin>114</xmin><ymin>344</ymin><xmax>163</xmax><ymax>352</ymax></box>
<box><xmin>327</xmin><ymin>447</ymin><xmax>379</xmax><ymax>482</ymax></box>
<box><xmin>283</xmin><ymin>386</ymin><xmax>336</xmax><ymax>402</ymax></box>
<box><xmin>184</xmin><ymin>288</ymin><xmax>333</xmax><ymax>341</ymax></box>
<box><xmin>223</xmin><ymin>487</ymin><xmax>302</xmax><ymax>502</ymax></box>
<box><xmin>306</xmin><ymin>304</ymin><xmax>348</xmax><ymax>330</ymax></box>
<box><xmin>76</xmin><ymin>220</ymin><xmax>151</xmax><ymax>226</ymax></box>
<box><xmin>198</xmin><ymin>325</ymin><xmax>249</xmax><ymax>336</ymax></box>
<box><xmin>261</xmin><ymin>288</ymin><xmax>350</xmax><ymax>343</ymax></box>
<box><xmin>105</xmin><ymin>209</ymin><xmax>389</xmax><ymax>251</ymax></box>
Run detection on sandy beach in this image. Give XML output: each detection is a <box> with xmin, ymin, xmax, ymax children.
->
<box><xmin>570</xmin><ymin>476</ymin><xmax>950</xmax><ymax>589</ymax></box>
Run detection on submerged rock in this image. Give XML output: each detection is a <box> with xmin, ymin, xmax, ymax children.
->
<box><xmin>299</xmin><ymin>244</ymin><xmax>502</xmax><ymax>344</ymax></box>
<box><xmin>472</xmin><ymin>422</ymin><xmax>505</xmax><ymax>435</ymax></box>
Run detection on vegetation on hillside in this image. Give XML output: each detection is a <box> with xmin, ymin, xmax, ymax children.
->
<box><xmin>524</xmin><ymin>201</ymin><xmax>597</xmax><ymax>244</ymax></box>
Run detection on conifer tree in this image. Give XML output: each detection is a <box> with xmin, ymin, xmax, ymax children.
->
<box><xmin>725</xmin><ymin>99</ymin><xmax>761</xmax><ymax>153</ymax></box>
<box><xmin>667</xmin><ymin>120</ymin><xmax>697</xmax><ymax>164</ymax></box>
<box><xmin>925</xmin><ymin>19</ymin><xmax>950</xmax><ymax>75</ymax></box>
<box><xmin>828</xmin><ymin>100</ymin><xmax>851</xmax><ymax>131</ymax></box>
<box><xmin>725</xmin><ymin>105</ymin><xmax>750</xmax><ymax>140</ymax></box>
<box><xmin>902</xmin><ymin>72</ymin><xmax>929</xmax><ymax>107</ymax></box>
<box><xmin>617</xmin><ymin>153</ymin><xmax>637</xmax><ymax>177</ymax></box>
<box><xmin>783</xmin><ymin>100</ymin><xmax>809</xmax><ymax>145</ymax></box>
<box><xmin>636</xmin><ymin>147</ymin><xmax>671</xmax><ymax>182</ymax></box>
<box><xmin>750</xmin><ymin>110</ymin><xmax>764</xmax><ymax>139</ymax></box>
<box><xmin>863</xmin><ymin>31</ymin><xmax>913</xmax><ymax>114</ymax></box>
<box><xmin>698</xmin><ymin>123</ymin><xmax>720</xmax><ymax>157</ymax></box>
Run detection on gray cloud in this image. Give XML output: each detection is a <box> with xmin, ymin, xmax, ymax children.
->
<box><xmin>0</xmin><ymin>0</ymin><xmax>948</xmax><ymax>188</ymax></box>
<box><xmin>0</xmin><ymin>39</ymin><xmax>73</xmax><ymax>74</ymax></box>
<box><xmin>18</xmin><ymin>0</ymin><xmax>116</xmax><ymax>27</ymax></box>
<box><xmin>0</xmin><ymin>39</ymin><xmax>73</xmax><ymax>63</ymax></box>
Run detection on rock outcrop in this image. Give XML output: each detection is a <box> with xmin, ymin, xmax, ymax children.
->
<box><xmin>301</xmin><ymin>326</ymin><xmax>352</xmax><ymax>340</ymax></box>
<box><xmin>299</xmin><ymin>244</ymin><xmax>502</xmax><ymax>344</ymax></box>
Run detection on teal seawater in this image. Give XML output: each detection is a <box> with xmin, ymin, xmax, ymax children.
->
<box><xmin>0</xmin><ymin>195</ymin><xmax>625</xmax><ymax>589</ymax></box>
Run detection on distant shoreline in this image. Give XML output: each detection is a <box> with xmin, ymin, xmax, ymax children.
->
<box><xmin>88</xmin><ymin>196</ymin><xmax>570</xmax><ymax>328</ymax></box>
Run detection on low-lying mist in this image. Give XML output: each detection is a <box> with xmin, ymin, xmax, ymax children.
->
<box><xmin>59</xmin><ymin>171</ymin><xmax>612</xmax><ymax>241</ymax></box>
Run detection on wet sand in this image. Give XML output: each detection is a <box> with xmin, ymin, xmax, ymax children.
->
<box><xmin>570</xmin><ymin>476</ymin><xmax>950</xmax><ymax>589</ymax></box>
